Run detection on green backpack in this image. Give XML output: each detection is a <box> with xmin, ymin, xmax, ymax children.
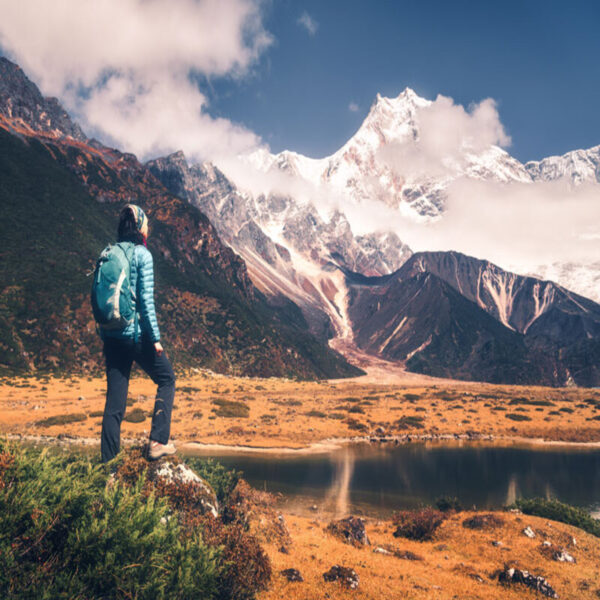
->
<box><xmin>91</xmin><ymin>242</ymin><xmax>136</xmax><ymax>330</ymax></box>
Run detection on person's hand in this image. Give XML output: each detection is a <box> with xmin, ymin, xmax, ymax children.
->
<box><xmin>154</xmin><ymin>342</ymin><xmax>163</xmax><ymax>356</ymax></box>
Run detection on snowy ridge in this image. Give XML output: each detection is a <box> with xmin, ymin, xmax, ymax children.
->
<box><xmin>246</xmin><ymin>88</ymin><xmax>532</xmax><ymax>219</ymax></box>
<box><xmin>243</xmin><ymin>88</ymin><xmax>600</xmax><ymax>302</ymax></box>
<box><xmin>147</xmin><ymin>151</ymin><xmax>411</xmax><ymax>337</ymax></box>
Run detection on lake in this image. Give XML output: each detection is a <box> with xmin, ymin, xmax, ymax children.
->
<box><xmin>184</xmin><ymin>441</ymin><xmax>600</xmax><ymax>517</ymax></box>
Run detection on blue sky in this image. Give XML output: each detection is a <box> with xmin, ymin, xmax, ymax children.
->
<box><xmin>1</xmin><ymin>0</ymin><xmax>598</xmax><ymax>163</ymax></box>
<box><xmin>207</xmin><ymin>0</ymin><xmax>600</xmax><ymax>162</ymax></box>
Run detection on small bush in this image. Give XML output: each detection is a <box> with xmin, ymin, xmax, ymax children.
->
<box><xmin>435</xmin><ymin>496</ymin><xmax>462</xmax><ymax>513</ymax></box>
<box><xmin>36</xmin><ymin>412</ymin><xmax>88</xmax><ymax>427</ymax></box>
<box><xmin>345</xmin><ymin>418</ymin><xmax>368</xmax><ymax>432</ymax></box>
<box><xmin>395</xmin><ymin>415</ymin><xmax>425</xmax><ymax>430</ymax></box>
<box><xmin>178</xmin><ymin>385</ymin><xmax>202</xmax><ymax>394</ymax></box>
<box><xmin>197</xmin><ymin>516</ymin><xmax>271</xmax><ymax>599</ymax></box>
<box><xmin>89</xmin><ymin>410</ymin><xmax>104</xmax><ymax>418</ymax></box>
<box><xmin>462</xmin><ymin>513</ymin><xmax>505</xmax><ymax>530</ymax></box>
<box><xmin>123</xmin><ymin>407</ymin><xmax>147</xmax><ymax>423</ymax></box>
<box><xmin>513</xmin><ymin>498</ymin><xmax>600</xmax><ymax>538</ymax></box>
<box><xmin>392</xmin><ymin>508</ymin><xmax>445</xmax><ymax>541</ymax></box>
<box><xmin>509</xmin><ymin>397</ymin><xmax>554</xmax><ymax>407</ymax></box>
<box><xmin>504</xmin><ymin>413</ymin><xmax>532</xmax><ymax>422</ymax></box>
<box><xmin>187</xmin><ymin>458</ymin><xmax>242</xmax><ymax>504</ymax></box>
<box><xmin>348</xmin><ymin>405</ymin><xmax>365</xmax><ymax>414</ymax></box>
<box><xmin>305</xmin><ymin>410</ymin><xmax>326</xmax><ymax>418</ymax></box>
<box><xmin>213</xmin><ymin>399</ymin><xmax>250</xmax><ymax>418</ymax></box>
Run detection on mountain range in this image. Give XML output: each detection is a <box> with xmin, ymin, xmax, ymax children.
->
<box><xmin>0</xmin><ymin>57</ymin><xmax>360</xmax><ymax>379</ymax></box>
<box><xmin>0</xmin><ymin>55</ymin><xmax>598</xmax><ymax>385</ymax></box>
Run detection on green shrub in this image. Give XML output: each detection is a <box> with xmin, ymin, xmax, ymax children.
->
<box><xmin>435</xmin><ymin>496</ymin><xmax>462</xmax><ymax>512</ymax></box>
<box><xmin>345</xmin><ymin>418</ymin><xmax>368</xmax><ymax>432</ymax></box>
<box><xmin>123</xmin><ymin>407</ymin><xmax>147</xmax><ymax>423</ymax></box>
<box><xmin>36</xmin><ymin>412</ymin><xmax>88</xmax><ymax>427</ymax></box>
<box><xmin>178</xmin><ymin>385</ymin><xmax>202</xmax><ymax>394</ymax></box>
<box><xmin>513</xmin><ymin>498</ymin><xmax>600</xmax><ymax>538</ymax></box>
<box><xmin>395</xmin><ymin>415</ymin><xmax>425</xmax><ymax>430</ymax></box>
<box><xmin>504</xmin><ymin>413</ymin><xmax>532</xmax><ymax>422</ymax></box>
<box><xmin>186</xmin><ymin>458</ymin><xmax>242</xmax><ymax>504</ymax></box>
<box><xmin>0</xmin><ymin>443</ymin><xmax>220</xmax><ymax>599</ymax></box>
<box><xmin>509</xmin><ymin>397</ymin><xmax>554</xmax><ymax>407</ymax></box>
<box><xmin>305</xmin><ymin>410</ymin><xmax>326</xmax><ymax>418</ymax></box>
<box><xmin>212</xmin><ymin>399</ymin><xmax>250</xmax><ymax>418</ymax></box>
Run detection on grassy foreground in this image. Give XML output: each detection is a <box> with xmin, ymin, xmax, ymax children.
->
<box><xmin>2</xmin><ymin>441</ymin><xmax>600</xmax><ymax>600</ymax></box>
<box><xmin>0</xmin><ymin>441</ymin><xmax>270</xmax><ymax>600</ymax></box>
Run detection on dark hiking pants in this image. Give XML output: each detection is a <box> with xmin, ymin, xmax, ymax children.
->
<box><xmin>101</xmin><ymin>337</ymin><xmax>176</xmax><ymax>463</ymax></box>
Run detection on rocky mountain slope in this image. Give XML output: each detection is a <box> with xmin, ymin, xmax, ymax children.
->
<box><xmin>345</xmin><ymin>252</ymin><xmax>600</xmax><ymax>386</ymax></box>
<box><xmin>0</xmin><ymin>57</ymin><xmax>360</xmax><ymax>379</ymax></box>
<box><xmin>147</xmin><ymin>151</ymin><xmax>412</xmax><ymax>339</ymax></box>
<box><xmin>396</xmin><ymin>251</ymin><xmax>600</xmax><ymax>342</ymax></box>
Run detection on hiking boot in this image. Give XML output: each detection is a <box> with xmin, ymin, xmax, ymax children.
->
<box><xmin>148</xmin><ymin>440</ymin><xmax>177</xmax><ymax>460</ymax></box>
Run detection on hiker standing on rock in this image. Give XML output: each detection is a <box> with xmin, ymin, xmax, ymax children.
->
<box><xmin>92</xmin><ymin>204</ymin><xmax>176</xmax><ymax>462</ymax></box>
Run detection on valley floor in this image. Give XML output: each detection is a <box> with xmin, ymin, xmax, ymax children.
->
<box><xmin>1</xmin><ymin>368</ymin><xmax>599</xmax><ymax>448</ymax></box>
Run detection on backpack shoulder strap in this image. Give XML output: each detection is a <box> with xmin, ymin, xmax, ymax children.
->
<box><xmin>115</xmin><ymin>242</ymin><xmax>136</xmax><ymax>270</ymax></box>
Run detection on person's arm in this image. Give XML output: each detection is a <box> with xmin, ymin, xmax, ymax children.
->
<box><xmin>137</xmin><ymin>247</ymin><xmax>161</xmax><ymax>349</ymax></box>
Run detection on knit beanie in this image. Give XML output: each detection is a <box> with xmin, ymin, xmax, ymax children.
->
<box><xmin>126</xmin><ymin>204</ymin><xmax>148</xmax><ymax>238</ymax></box>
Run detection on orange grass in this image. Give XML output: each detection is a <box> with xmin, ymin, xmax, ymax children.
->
<box><xmin>259</xmin><ymin>511</ymin><xmax>600</xmax><ymax>599</ymax></box>
<box><xmin>0</xmin><ymin>371</ymin><xmax>599</xmax><ymax>448</ymax></box>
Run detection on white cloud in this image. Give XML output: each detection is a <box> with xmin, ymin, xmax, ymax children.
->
<box><xmin>340</xmin><ymin>176</ymin><xmax>600</xmax><ymax>280</ymax></box>
<box><xmin>348</xmin><ymin>102</ymin><xmax>359</xmax><ymax>112</ymax></box>
<box><xmin>297</xmin><ymin>12</ymin><xmax>318</xmax><ymax>36</ymax></box>
<box><xmin>378</xmin><ymin>95</ymin><xmax>511</xmax><ymax>178</ymax></box>
<box><xmin>0</xmin><ymin>0</ymin><xmax>272</xmax><ymax>160</ymax></box>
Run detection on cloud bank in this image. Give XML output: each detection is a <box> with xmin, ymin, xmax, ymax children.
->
<box><xmin>379</xmin><ymin>95</ymin><xmax>512</xmax><ymax>178</ymax></box>
<box><xmin>0</xmin><ymin>0</ymin><xmax>271</xmax><ymax>160</ymax></box>
<box><xmin>344</xmin><ymin>179</ymin><xmax>600</xmax><ymax>271</ymax></box>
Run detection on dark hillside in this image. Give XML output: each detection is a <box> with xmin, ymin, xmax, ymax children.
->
<box><xmin>0</xmin><ymin>128</ymin><xmax>360</xmax><ymax>378</ymax></box>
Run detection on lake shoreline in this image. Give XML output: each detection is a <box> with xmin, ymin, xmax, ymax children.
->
<box><xmin>7</xmin><ymin>430</ymin><xmax>600</xmax><ymax>455</ymax></box>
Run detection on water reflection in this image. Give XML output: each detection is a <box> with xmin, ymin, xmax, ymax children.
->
<box><xmin>187</xmin><ymin>442</ymin><xmax>600</xmax><ymax>516</ymax></box>
<box><xmin>323</xmin><ymin>447</ymin><xmax>354</xmax><ymax>516</ymax></box>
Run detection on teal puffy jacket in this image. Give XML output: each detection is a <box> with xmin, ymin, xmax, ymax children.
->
<box><xmin>101</xmin><ymin>244</ymin><xmax>161</xmax><ymax>343</ymax></box>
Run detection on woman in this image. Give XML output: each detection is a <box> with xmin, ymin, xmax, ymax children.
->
<box><xmin>100</xmin><ymin>204</ymin><xmax>176</xmax><ymax>462</ymax></box>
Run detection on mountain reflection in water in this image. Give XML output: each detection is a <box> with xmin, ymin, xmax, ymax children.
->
<box><xmin>185</xmin><ymin>442</ymin><xmax>600</xmax><ymax>516</ymax></box>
